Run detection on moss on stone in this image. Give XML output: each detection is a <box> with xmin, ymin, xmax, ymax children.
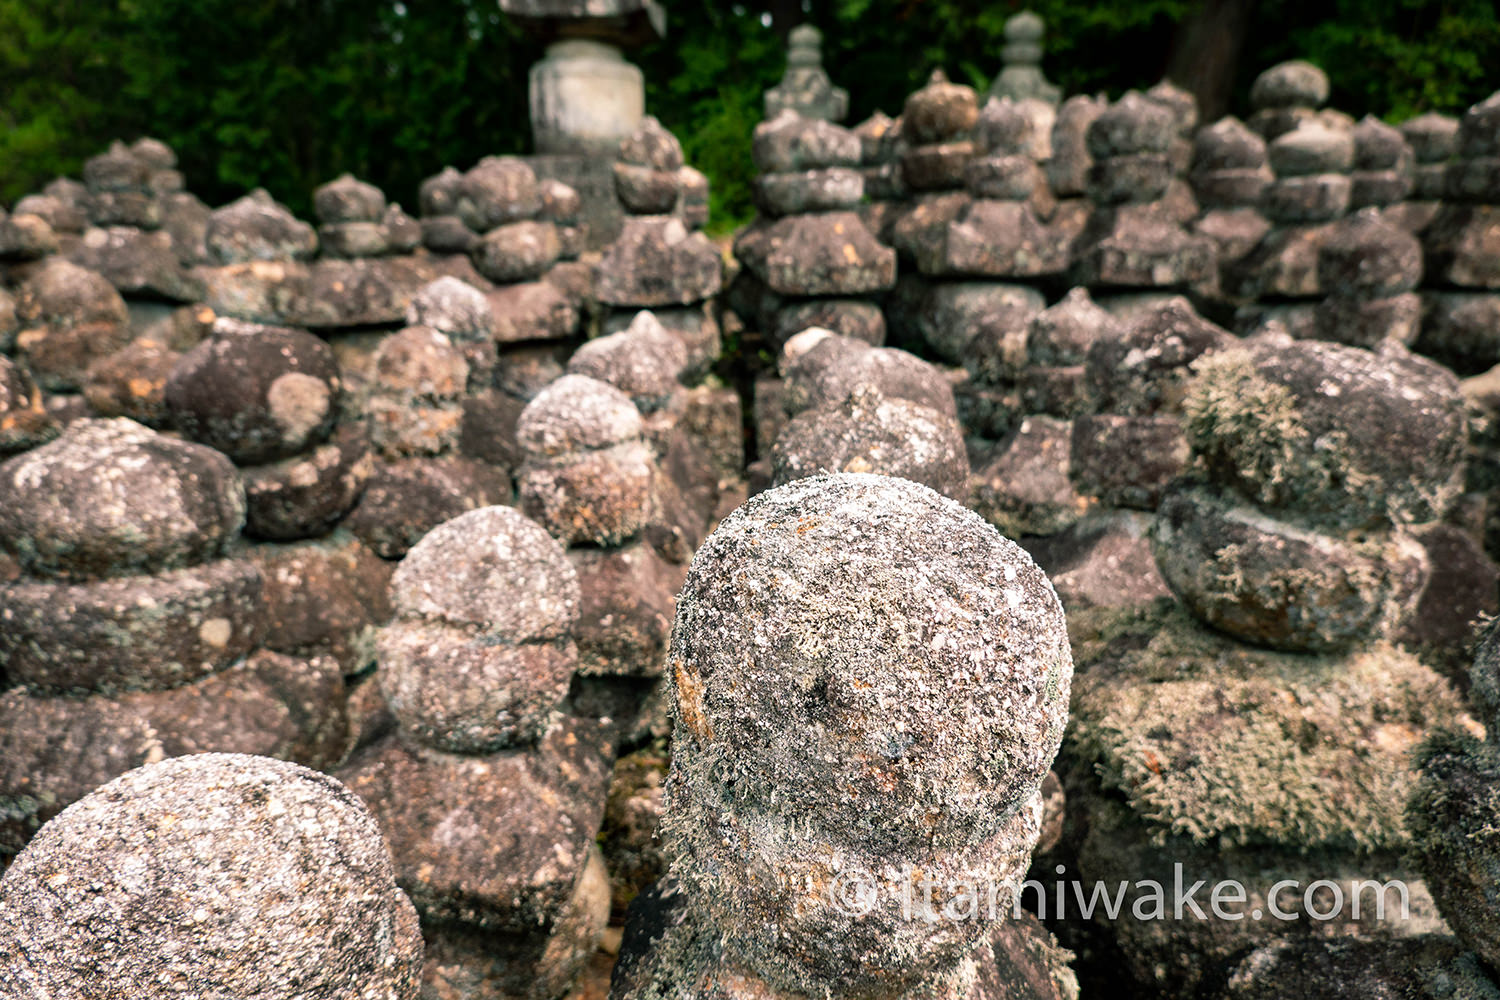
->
<box><xmin>1068</xmin><ymin>599</ymin><xmax>1470</xmax><ymax>852</ymax></box>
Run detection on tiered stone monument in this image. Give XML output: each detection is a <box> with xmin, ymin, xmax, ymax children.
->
<box><xmin>765</xmin><ymin>24</ymin><xmax>848</xmax><ymax>122</ymax></box>
<box><xmin>737</xmin><ymin>110</ymin><xmax>894</xmax><ymax>350</ymax></box>
<box><xmin>1066</xmin><ymin>334</ymin><xmax>1472</xmax><ymax>996</ymax></box>
<box><xmin>1391</xmin><ymin>111</ymin><xmax>1459</xmax><ymax>234</ymax></box>
<box><xmin>1232</xmin><ymin>115</ymin><xmax>1355</xmax><ymax>337</ymax></box>
<box><xmin>0</xmin><ymin>419</ymin><xmax>348</xmax><ymax>862</ymax></box>
<box><xmin>339</xmin><ymin>505</ymin><xmax>614</xmax><ymax>1000</ymax></box>
<box><xmin>501</xmin><ymin>0</ymin><xmax>666</xmax><ymax>247</ymax></box>
<box><xmin>1069</xmin><ymin>91</ymin><xmax>1216</xmax><ymax>295</ymax></box>
<box><xmin>1188</xmin><ymin>115</ymin><xmax>1272</xmax><ymax>301</ymax></box>
<box><xmin>612</xmin><ymin>473</ymin><xmax>1077</xmax><ymax>1000</ymax></box>
<box><xmin>1417</xmin><ymin>91</ymin><xmax>1500</xmax><ymax>375</ymax></box>
<box><xmin>1313</xmin><ymin>207</ymin><xmax>1423</xmax><ymax>348</ymax></box>
<box><xmin>596</xmin><ymin>117</ymin><xmax>724</xmax><ymax>374</ymax></box>
<box><xmin>768</xmin><ymin>330</ymin><xmax>970</xmax><ymax>501</ymax></box>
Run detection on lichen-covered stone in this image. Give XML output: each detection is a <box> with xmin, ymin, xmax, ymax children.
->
<box><xmin>406</xmin><ymin>275</ymin><xmax>494</xmax><ymax>343</ymax></box>
<box><xmin>1410</xmin><ymin>729</ymin><xmax>1500</xmax><ymax>977</ymax></box>
<box><xmin>338</xmin><ymin>716</ymin><xmax>613</xmax><ymax>932</ymax></box>
<box><xmin>781</xmin><ymin>331</ymin><xmax>958</xmax><ymax>420</ymax></box>
<box><xmin>0</xmin><ymin>753</ymin><xmax>422</xmax><ymax>999</ymax></box>
<box><xmin>1088</xmin><ymin>298</ymin><xmax>1235</xmax><ymax>415</ymax></box>
<box><xmin>651</xmin><ymin>473</ymin><xmax>1072</xmax><ymax>997</ymax></box>
<box><xmin>1182</xmin><ymin>338</ymin><xmax>1466</xmax><ymax>530</ymax></box>
<box><xmin>516</xmin><ymin>374</ymin><xmax>645</xmax><ymax>457</ymax></box>
<box><xmin>167</xmin><ymin>319</ymin><xmax>341</xmax><ymax>465</ymax></box>
<box><xmin>250</xmin><ymin>531</ymin><xmax>391</xmax><ymax>674</ymax></box>
<box><xmin>241</xmin><ymin>422</ymin><xmax>373</xmax><ymax>540</ymax></box>
<box><xmin>571</xmin><ymin>543</ymin><xmax>680</xmax><ymax>678</ymax></box>
<box><xmin>733</xmin><ymin>211</ymin><xmax>895</xmax><ymax>297</ymax></box>
<box><xmin>1021</xmin><ymin>509</ymin><xmax>1170</xmax><ymax>612</ymax></box>
<box><xmin>1152</xmin><ymin>482</ymin><xmax>1428</xmax><ymax>651</ymax></box>
<box><xmin>566</xmin><ymin>311</ymin><xmax>687</xmax><ymax>414</ymax></box>
<box><xmin>618</xmin><ymin>116</ymin><xmax>686</xmax><ymax>172</ymax></box>
<box><xmin>379</xmin><ymin>506</ymin><xmax>580</xmax><ymax>749</ymax></box>
<box><xmin>903</xmin><ymin>70</ymin><xmax>980</xmax><ymax>145</ymax></box>
<box><xmin>595</xmin><ymin>216</ymin><xmax>723</xmax><ymax>307</ymax></box>
<box><xmin>752</xmin><ymin>110</ymin><xmax>862</xmax><ymax>173</ymax></box>
<box><xmin>314</xmin><ymin>173</ymin><xmax>387</xmax><ymax>224</ymax></box>
<box><xmin>1224</xmin><ymin>936</ymin><xmax>1495</xmax><ymax>1000</ymax></box>
<box><xmin>0</xmin><ymin>650</ymin><xmax>349</xmax><ymax>857</ymax></box>
<box><xmin>771</xmin><ymin>386</ymin><xmax>970</xmax><ymax>501</ymax></box>
<box><xmin>12</xmin><ymin>258</ymin><xmax>133</xmax><ymax>392</ymax></box>
<box><xmin>0</xmin><ymin>418</ymin><xmax>245</xmax><ymax>580</ymax></box>
<box><xmin>1071</xmin><ymin>594</ymin><xmax>1465</xmax><ymax>852</ymax></box>
<box><xmin>204</xmin><ymin>189</ymin><xmax>318</xmax><ymax>264</ymax></box>
<box><xmin>474</xmin><ymin>220</ymin><xmax>562</xmax><ymax>283</ymax></box>
<box><xmin>456</xmin><ymin>156</ymin><xmax>542</xmax><ymax>231</ymax></box>
<box><xmin>82</xmin><ymin>336</ymin><xmax>181</xmax><ymax>426</ymax></box>
<box><xmin>520</xmin><ymin>442</ymin><xmax>655</xmax><ymax>547</ymax></box>
<box><xmin>972</xmin><ymin>416</ymin><xmax>1091</xmax><ymax>537</ymax></box>
<box><xmin>1027</xmin><ymin>287</ymin><xmax>1123</xmax><ymax>367</ymax></box>
<box><xmin>1070</xmin><ymin>414</ymin><xmax>1189</xmax><ymax>510</ymax></box>
<box><xmin>344</xmin><ymin>457</ymin><xmax>511</xmax><ymax>560</ymax></box>
<box><xmin>0</xmin><ymin>558</ymin><xmax>264</xmax><ymax>696</ymax></box>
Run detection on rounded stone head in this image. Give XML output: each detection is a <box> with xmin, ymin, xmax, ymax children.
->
<box><xmin>663</xmin><ymin>473</ymin><xmax>1072</xmax><ymax>995</ymax></box>
<box><xmin>0</xmin><ymin>753</ymin><xmax>423</xmax><ymax>999</ymax></box>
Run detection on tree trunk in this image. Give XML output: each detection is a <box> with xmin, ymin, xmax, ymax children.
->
<box><xmin>1165</xmin><ymin>0</ymin><xmax>1258</xmax><ymax>122</ymax></box>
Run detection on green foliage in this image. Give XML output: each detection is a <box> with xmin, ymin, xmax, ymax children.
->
<box><xmin>1</xmin><ymin>0</ymin><xmax>1498</xmax><ymax>222</ymax></box>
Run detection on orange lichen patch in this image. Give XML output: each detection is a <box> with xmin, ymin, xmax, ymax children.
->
<box><xmin>674</xmin><ymin>657</ymin><xmax>713</xmax><ymax>743</ymax></box>
<box><xmin>128</xmin><ymin>378</ymin><xmax>156</xmax><ymax>398</ymax></box>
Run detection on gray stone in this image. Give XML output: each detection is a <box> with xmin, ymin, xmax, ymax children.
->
<box><xmin>780</xmin><ymin>331</ymin><xmax>958</xmax><ymax>420</ymax></box>
<box><xmin>566</xmin><ymin>310</ymin><xmax>687</xmax><ymax>413</ymax></box>
<box><xmin>0</xmin><ymin>558</ymin><xmax>264</xmax><ymax>695</ymax></box>
<box><xmin>12</xmin><ymin>258</ymin><xmax>132</xmax><ymax>392</ymax></box>
<box><xmin>1153</xmin><ymin>482</ymin><xmax>1428</xmax><ymax>650</ymax></box>
<box><xmin>473</xmin><ymin>220</ymin><xmax>562</xmax><ymax>283</ymax></box>
<box><xmin>595</xmin><ymin>216</ymin><xmax>722</xmax><ymax>307</ymax></box>
<box><xmin>1087</xmin><ymin>297</ymin><xmax>1234</xmax><ymax>415</ymax></box>
<box><xmin>1183</xmin><ymin>337</ymin><xmax>1467</xmax><ymax>529</ymax></box>
<box><xmin>166</xmin><ymin>318</ymin><xmax>341</xmax><ymax>465</ymax></box>
<box><xmin>752</xmin><ymin>110</ymin><xmax>862</xmax><ymax>172</ymax></box>
<box><xmin>1070</xmin><ymin>413</ymin><xmax>1190</xmax><ymax>509</ymax></box>
<box><xmin>241</xmin><ymin>423</ymin><xmax>374</xmax><ymax>540</ymax></box>
<box><xmin>381</xmin><ymin>505</ymin><xmax>579</xmax><ymax>752</ymax></box>
<box><xmin>972</xmin><ymin>416</ymin><xmax>1089</xmax><ymax>537</ymax></box>
<box><xmin>344</xmin><ymin>457</ymin><xmax>511</xmax><ymax>560</ymax></box>
<box><xmin>733</xmin><ymin>211</ymin><xmax>894</xmax><ymax>297</ymax></box>
<box><xmin>314</xmin><ymin>173</ymin><xmax>387</xmax><ymax>224</ymax></box>
<box><xmin>204</xmin><ymin>190</ymin><xmax>318</xmax><ymax>264</ymax></box>
<box><xmin>0</xmin><ymin>419</ymin><xmax>245</xmax><ymax>581</ymax></box>
<box><xmin>765</xmin><ymin>24</ymin><xmax>849</xmax><ymax>122</ymax></box>
<box><xmin>771</xmin><ymin>385</ymin><xmax>970</xmax><ymax>501</ymax></box>
<box><xmin>903</xmin><ymin>69</ymin><xmax>980</xmax><ymax>145</ymax></box>
<box><xmin>650</xmin><ymin>473</ymin><xmax>1071</xmax><ymax>997</ymax></box>
<box><xmin>456</xmin><ymin>156</ymin><xmax>542</xmax><ymax>231</ymax></box>
<box><xmin>988</xmin><ymin>10</ymin><xmax>1061</xmax><ymax>106</ymax></box>
<box><xmin>1249</xmin><ymin>59</ymin><xmax>1330</xmax><ymax>111</ymax></box>
<box><xmin>0</xmin><ymin>753</ymin><xmax>421</xmax><ymax>999</ymax></box>
<box><xmin>0</xmin><ymin>650</ymin><xmax>350</xmax><ymax>859</ymax></box>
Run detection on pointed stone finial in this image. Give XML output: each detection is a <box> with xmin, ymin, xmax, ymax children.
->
<box><xmin>765</xmin><ymin>23</ymin><xmax>850</xmax><ymax>122</ymax></box>
<box><xmin>989</xmin><ymin>9</ymin><xmax>1061</xmax><ymax>106</ymax></box>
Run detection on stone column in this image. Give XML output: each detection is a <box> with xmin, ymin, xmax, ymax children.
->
<box><xmin>500</xmin><ymin>0</ymin><xmax>667</xmax><ymax>247</ymax></box>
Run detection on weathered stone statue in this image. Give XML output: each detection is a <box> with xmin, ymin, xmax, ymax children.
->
<box><xmin>988</xmin><ymin>10</ymin><xmax>1060</xmax><ymax>107</ymax></box>
<box><xmin>765</xmin><ymin>24</ymin><xmax>849</xmax><ymax>123</ymax></box>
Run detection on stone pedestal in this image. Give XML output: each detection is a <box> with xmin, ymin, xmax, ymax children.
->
<box><xmin>530</xmin><ymin>39</ymin><xmax>646</xmax><ymax>157</ymax></box>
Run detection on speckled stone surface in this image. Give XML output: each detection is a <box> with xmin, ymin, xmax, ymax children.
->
<box><xmin>637</xmin><ymin>474</ymin><xmax>1073</xmax><ymax>998</ymax></box>
<box><xmin>0</xmin><ymin>753</ymin><xmax>422</xmax><ymax>998</ymax></box>
<box><xmin>0</xmin><ymin>418</ymin><xmax>245</xmax><ymax>581</ymax></box>
<box><xmin>380</xmin><ymin>505</ymin><xmax>580</xmax><ymax>752</ymax></box>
